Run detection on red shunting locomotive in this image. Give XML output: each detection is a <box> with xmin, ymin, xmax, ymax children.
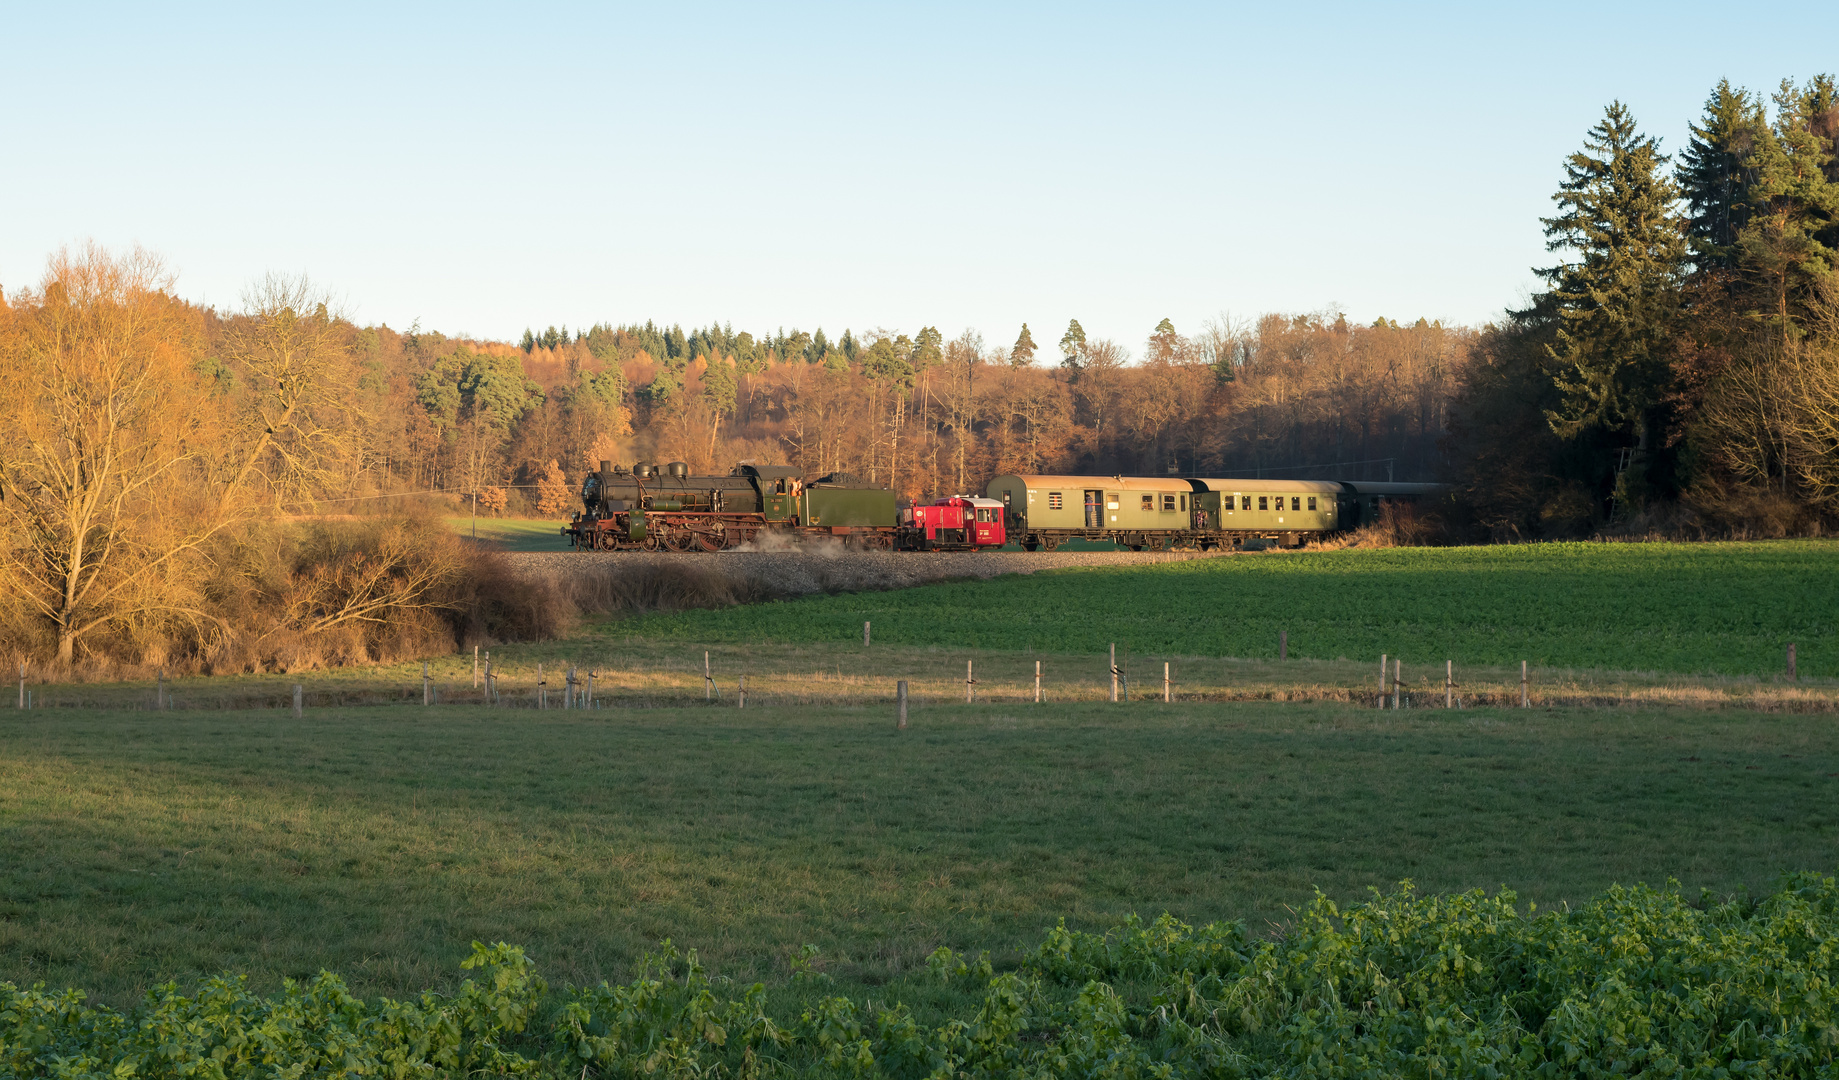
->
<box><xmin>897</xmin><ymin>496</ymin><xmax>1007</xmax><ymax>551</ymax></box>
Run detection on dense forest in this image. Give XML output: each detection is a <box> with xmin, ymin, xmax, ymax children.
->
<box><xmin>1</xmin><ymin>74</ymin><xmax>1834</xmax><ymax>669</ymax></box>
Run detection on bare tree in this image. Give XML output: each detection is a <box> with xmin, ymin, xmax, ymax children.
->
<box><xmin>214</xmin><ymin>274</ymin><xmax>366</xmax><ymax>510</ymax></box>
<box><xmin>0</xmin><ymin>245</ymin><xmax>221</xmax><ymax>663</ymax></box>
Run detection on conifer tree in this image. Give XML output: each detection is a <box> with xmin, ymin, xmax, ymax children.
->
<box><xmin>1538</xmin><ymin>102</ymin><xmax>1687</xmax><ymax>458</ymax></box>
<box><xmin>1679</xmin><ymin>80</ymin><xmax>1767</xmax><ymax>272</ymax></box>
<box><xmin>1732</xmin><ymin>77</ymin><xmax>1839</xmax><ymax>342</ymax></box>
<box><xmin>911</xmin><ymin>327</ymin><xmax>943</xmax><ymax>372</ymax></box>
<box><xmin>1149</xmin><ymin>318</ymin><xmax>1179</xmax><ymax>363</ymax></box>
<box><xmin>1011</xmin><ymin>323</ymin><xmax>1037</xmax><ymax>367</ymax></box>
<box><xmin>1059</xmin><ymin>319</ymin><xmax>1086</xmax><ymax>370</ymax></box>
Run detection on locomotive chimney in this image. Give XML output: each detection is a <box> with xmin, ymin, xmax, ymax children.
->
<box><xmin>599</xmin><ymin>459</ymin><xmax>611</xmax><ymax>478</ymax></box>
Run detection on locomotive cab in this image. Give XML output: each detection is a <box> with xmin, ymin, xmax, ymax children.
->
<box><xmin>899</xmin><ymin>496</ymin><xmax>1006</xmax><ymax>551</ymax></box>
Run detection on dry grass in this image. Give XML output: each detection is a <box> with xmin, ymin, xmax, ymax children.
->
<box><xmin>13</xmin><ymin>641</ymin><xmax>1836</xmax><ymax>716</ymax></box>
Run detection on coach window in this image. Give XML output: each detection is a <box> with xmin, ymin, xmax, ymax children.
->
<box><xmin>1258</xmin><ymin>496</ymin><xmax>1268</xmax><ymax>510</ymax></box>
<box><xmin>1307</xmin><ymin>496</ymin><xmax>1317</xmax><ymax>510</ymax></box>
<box><xmin>1292</xmin><ymin>497</ymin><xmax>1301</xmax><ymax>511</ymax></box>
<box><xmin>1048</xmin><ymin>491</ymin><xmax>1063</xmax><ymax>510</ymax></box>
<box><xmin>1179</xmin><ymin>493</ymin><xmax>1188</xmax><ymax>511</ymax></box>
<box><xmin>1161</xmin><ymin>493</ymin><xmax>1177</xmax><ymax>512</ymax></box>
<box><xmin>1241</xmin><ymin>495</ymin><xmax>1251</xmax><ymax>510</ymax></box>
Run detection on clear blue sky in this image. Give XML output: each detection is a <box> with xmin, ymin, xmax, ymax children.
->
<box><xmin>4</xmin><ymin>2</ymin><xmax>1835</xmax><ymax>353</ymax></box>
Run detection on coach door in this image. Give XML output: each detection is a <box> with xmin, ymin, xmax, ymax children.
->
<box><xmin>1083</xmin><ymin>489</ymin><xmax>1102</xmax><ymax>528</ymax></box>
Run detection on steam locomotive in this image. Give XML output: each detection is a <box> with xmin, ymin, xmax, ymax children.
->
<box><xmin>562</xmin><ymin>460</ymin><xmax>1439</xmax><ymax>552</ymax></box>
<box><xmin>564</xmin><ymin>460</ymin><xmax>897</xmax><ymax>551</ymax></box>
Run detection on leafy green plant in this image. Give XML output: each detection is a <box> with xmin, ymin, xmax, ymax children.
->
<box><xmin>9</xmin><ymin>876</ymin><xmax>1839</xmax><ymax>1078</ymax></box>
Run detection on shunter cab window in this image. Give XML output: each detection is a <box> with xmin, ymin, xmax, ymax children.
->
<box><xmin>1258</xmin><ymin>496</ymin><xmax>1268</xmax><ymax>510</ymax></box>
<box><xmin>976</xmin><ymin>508</ymin><xmax>994</xmax><ymax>523</ymax></box>
<box><xmin>1307</xmin><ymin>496</ymin><xmax>1317</xmax><ymax>510</ymax></box>
<box><xmin>1048</xmin><ymin>492</ymin><xmax>1063</xmax><ymax>510</ymax></box>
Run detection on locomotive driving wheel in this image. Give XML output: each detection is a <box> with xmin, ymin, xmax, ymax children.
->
<box><xmin>693</xmin><ymin>523</ymin><xmax>727</xmax><ymax>552</ymax></box>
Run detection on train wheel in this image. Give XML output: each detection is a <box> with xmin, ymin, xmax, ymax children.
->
<box><xmin>694</xmin><ymin>524</ymin><xmax>726</xmax><ymax>552</ymax></box>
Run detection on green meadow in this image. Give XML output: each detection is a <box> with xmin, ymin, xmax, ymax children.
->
<box><xmin>3</xmin><ymin>702</ymin><xmax>1835</xmax><ymax>1008</ymax></box>
<box><xmin>614</xmin><ymin>540</ymin><xmax>1839</xmax><ymax>678</ymax></box>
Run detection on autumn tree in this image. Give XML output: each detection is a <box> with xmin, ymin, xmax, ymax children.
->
<box><xmin>214</xmin><ymin>274</ymin><xmax>367</xmax><ymax>510</ymax></box>
<box><xmin>534</xmin><ymin>459</ymin><xmax>571</xmax><ymax>516</ymax></box>
<box><xmin>0</xmin><ymin>245</ymin><xmax>226</xmax><ymax>663</ymax></box>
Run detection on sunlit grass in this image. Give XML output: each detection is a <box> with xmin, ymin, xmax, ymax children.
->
<box><xmin>4</xmin><ymin>701</ymin><xmax>1835</xmax><ymax>1007</ymax></box>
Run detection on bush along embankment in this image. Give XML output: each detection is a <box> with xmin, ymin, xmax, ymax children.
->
<box><xmin>6</xmin><ymin>875</ymin><xmax>1839</xmax><ymax>1078</ymax></box>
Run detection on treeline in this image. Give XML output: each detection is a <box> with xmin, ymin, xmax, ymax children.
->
<box><xmin>3</xmin><ymin>74</ymin><xmax>1833</xmax><ymax>668</ymax></box>
<box><xmin>1446</xmin><ymin>76</ymin><xmax>1839</xmax><ymax>538</ymax></box>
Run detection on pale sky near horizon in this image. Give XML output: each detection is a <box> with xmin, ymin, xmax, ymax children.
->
<box><xmin>4</xmin><ymin>2</ymin><xmax>1835</xmax><ymax>355</ymax></box>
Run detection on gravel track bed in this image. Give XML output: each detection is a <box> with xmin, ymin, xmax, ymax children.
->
<box><xmin>503</xmin><ymin>548</ymin><xmax>1229</xmax><ymax>596</ymax></box>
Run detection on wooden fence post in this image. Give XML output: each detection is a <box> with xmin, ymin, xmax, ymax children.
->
<box><xmin>1379</xmin><ymin>654</ymin><xmax>1387</xmax><ymax>709</ymax></box>
<box><xmin>473</xmin><ymin>646</ymin><xmax>479</xmax><ymax>689</ymax></box>
<box><xmin>1280</xmin><ymin>630</ymin><xmax>1287</xmax><ymax>661</ymax></box>
<box><xmin>1788</xmin><ymin>642</ymin><xmax>1797</xmax><ymax>682</ymax></box>
<box><xmin>965</xmin><ymin>660</ymin><xmax>974</xmax><ymax>704</ymax></box>
<box><xmin>1035</xmin><ymin>660</ymin><xmax>1042</xmax><ymax>703</ymax></box>
<box><xmin>1521</xmin><ymin>661</ymin><xmax>1529</xmax><ymax>708</ymax></box>
<box><xmin>1392</xmin><ymin>658</ymin><xmax>1401</xmax><ymax>711</ymax></box>
<box><xmin>864</xmin><ymin>621</ymin><xmax>871</xmax><ymax>646</ymax></box>
<box><xmin>422</xmin><ymin>662</ymin><xmax>430</xmax><ymax>706</ymax></box>
<box><xmin>292</xmin><ymin>685</ymin><xmax>302</xmax><ymax>719</ymax></box>
<box><xmin>1445</xmin><ymin>660</ymin><xmax>1453</xmax><ymax>709</ymax></box>
<box><xmin>1164</xmin><ymin>661</ymin><xmax>1171</xmax><ymax>703</ymax></box>
<box><xmin>1110</xmin><ymin>643</ymin><xmax>1118</xmax><ymax>703</ymax></box>
<box><xmin>897</xmin><ymin>680</ymin><xmax>908</xmax><ymax>729</ymax></box>
<box><xmin>737</xmin><ymin>674</ymin><xmax>746</xmax><ymax>709</ymax></box>
<box><xmin>705</xmin><ymin>652</ymin><xmax>714</xmax><ymax>700</ymax></box>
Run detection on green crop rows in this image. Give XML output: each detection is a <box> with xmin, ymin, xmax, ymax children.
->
<box><xmin>10</xmin><ymin>877</ymin><xmax>1839</xmax><ymax>1079</ymax></box>
<box><xmin>615</xmin><ymin>541</ymin><xmax>1839</xmax><ymax>678</ymax></box>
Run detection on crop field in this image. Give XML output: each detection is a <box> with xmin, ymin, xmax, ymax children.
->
<box><xmin>615</xmin><ymin>539</ymin><xmax>1839</xmax><ymax>679</ymax></box>
<box><xmin>3</xmin><ymin>702</ymin><xmax>1837</xmax><ymax>1011</ymax></box>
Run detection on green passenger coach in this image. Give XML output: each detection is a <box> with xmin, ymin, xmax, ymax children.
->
<box><xmin>987</xmin><ymin>474</ymin><xmax>1350</xmax><ymax>550</ymax></box>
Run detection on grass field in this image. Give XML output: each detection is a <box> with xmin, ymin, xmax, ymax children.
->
<box><xmin>443</xmin><ymin>516</ymin><xmax>572</xmax><ymax>551</ymax></box>
<box><xmin>4</xmin><ymin>702</ymin><xmax>1836</xmax><ymax>1009</ymax></box>
<box><xmin>615</xmin><ymin>540</ymin><xmax>1839</xmax><ymax>678</ymax></box>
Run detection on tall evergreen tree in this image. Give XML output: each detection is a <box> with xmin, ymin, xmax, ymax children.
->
<box><xmin>1010</xmin><ymin>323</ymin><xmax>1037</xmax><ymax>367</ymax></box>
<box><xmin>1059</xmin><ymin>319</ymin><xmax>1086</xmax><ymax>370</ymax></box>
<box><xmin>1538</xmin><ymin>102</ymin><xmax>1687</xmax><ymax>460</ymax></box>
<box><xmin>1149</xmin><ymin>318</ymin><xmax>1179</xmax><ymax>363</ymax></box>
<box><xmin>1733</xmin><ymin>77</ymin><xmax>1839</xmax><ymax>342</ymax></box>
<box><xmin>1679</xmin><ymin>80</ymin><xmax>1767</xmax><ymax>272</ymax></box>
<box><xmin>911</xmin><ymin>327</ymin><xmax>943</xmax><ymax>372</ymax></box>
